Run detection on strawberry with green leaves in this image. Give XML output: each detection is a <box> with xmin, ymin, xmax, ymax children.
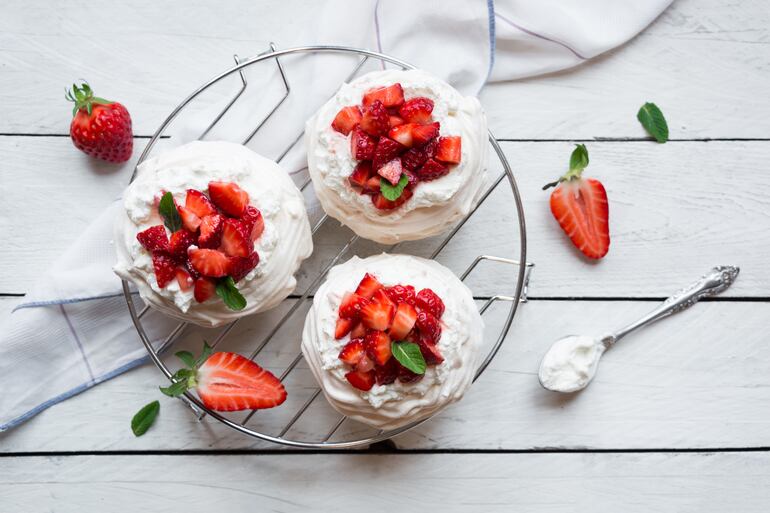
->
<box><xmin>66</xmin><ymin>82</ymin><xmax>133</xmax><ymax>163</ymax></box>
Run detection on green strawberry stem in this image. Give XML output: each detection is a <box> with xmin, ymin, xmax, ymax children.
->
<box><xmin>65</xmin><ymin>82</ymin><xmax>111</xmax><ymax>117</ymax></box>
<box><xmin>542</xmin><ymin>144</ymin><xmax>590</xmax><ymax>190</ymax></box>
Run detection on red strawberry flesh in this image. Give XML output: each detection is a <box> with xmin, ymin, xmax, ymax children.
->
<box><xmin>197</xmin><ymin>352</ymin><xmax>287</xmax><ymax>411</ymax></box>
<box><xmin>137</xmin><ymin>225</ymin><xmax>169</xmax><ymax>253</ymax></box>
<box><xmin>332</xmin><ymin>105</ymin><xmax>362</xmax><ymax>135</ymax></box>
<box><xmin>208</xmin><ymin>181</ymin><xmax>249</xmax><ymax>217</ymax></box>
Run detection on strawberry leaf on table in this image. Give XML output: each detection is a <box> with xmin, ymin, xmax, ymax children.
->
<box><xmin>380</xmin><ymin>174</ymin><xmax>409</xmax><ymax>201</ymax></box>
<box><xmin>194</xmin><ymin>341</ymin><xmax>214</xmax><ymax>368</ymax></box>
<box><xmin>159</xmin><ymin>192</ymin><xmax>182</xmax><ymax>232</ymax></box>
<box><xmin>216</xmin><ymin>276</ymin><xmax>246</xmax><ymax>311</ymax></box>
<box><xmin>391</xmin><ymin>341</ymin><xmax>427</xmax><ymax>375</ymax></box>
<box><xmin>637</xmin><ymin>102</ymin><xmax>669</xmax><ymax>143</ymax></box>
<box><xmin>569</xmin><ymin>143</ymin><xmax>589</xmax><ymax>171</ymax></box>
<box><xmin>174</xmin><ymin>350</ymin><xmax>196</xmax><ymax>368</ymax></box>
<box><xmin>130</xmin><ymin>400</ymin><xmax>160</xmax><ymax>436</ymax></box>
<box><xmin>159</xmin><ymin>379</ymin><xmax>189</xmax><ymax>398</ymax></box>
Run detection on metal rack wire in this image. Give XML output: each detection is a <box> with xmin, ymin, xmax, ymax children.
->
<box><xmin>122</xmin><ymin>45</ymin><xmax>532</xmax><ymax>448</ymax></box>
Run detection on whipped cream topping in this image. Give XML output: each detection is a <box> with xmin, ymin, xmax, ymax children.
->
<box><xmin>301</xmin><ymin>254</ymin><xmax>483</xmax><ymax>430</ymax></box>
<box><xmin>114</xmin><ymin>141</ymin><xmax>313</xmax><ymax>327</ymax></box>
<box><xmin>538</xmin><ymin>335</ymin><xmax>605</xmax><ymax>393</ymax></box>
<box><xmin>305</xmin><ymin>69</ymin><xmax>490</xmax><ymax>244</ymax></box>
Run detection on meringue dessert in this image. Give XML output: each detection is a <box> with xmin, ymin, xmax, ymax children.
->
<box><xmin>301</xmin><ymin>254</ymin><xmax>483</xmax><ymax>430</ymax></box>
<box><xmin>114</xmin><ymin>141</ymin><xmax>313</xmax><ymax>327</ymax></box>
<box><xmin>305</xmin><ymin>69</ymin><xmax>489</xmax><ymax>244</ymax></box>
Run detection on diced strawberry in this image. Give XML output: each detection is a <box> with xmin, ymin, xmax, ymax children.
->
<box><xmin>136</xmin><ymin>225</ymin><xmax>169</xmax><ymax>252</ymax></box>
<box><xmin>372</xmin><ymin>137</ymin><xmax>406</xmax><ymax>170</ymax></box>
<box><xmin>338</xmin><ymin>292</ymin><xmax>370</xmax><ymax>320</ymax></box>
<box><xmin>375</xmin><ymin>358</ymin><xmax>399</xmax><ymax>385</ymax></box>
<box><xmin>415</xmin><ymin>288</ymin><xmax>445</xmax><ymax>318</ymax></box>
<box><xmin>185</xmin><ymin>189</ymin><xmax>218</xmax><ymax>218</ymax></box>
<box><xmin>152</xmin><ymin>252</ymin><xmax>177</xmax><ymax>288</ymax></box>
<box><xmin>168</xmin><ymin>230</ymin><xmax>197</xmax><ymax>259</ymax></box>
<box><xmin>355</xmin><ymin>273</ymin><xmax>383</xmax><ymax>299</ymax></box>
<box><xmin>335</xmin><ymin>318</ymin><xmax>355</xmax><ymax>339</ymax></box>
<box><xmin>220</xmin><ymin>218</ymin><xmax>252</xmax><ymax>257</ymax></box>
<box><xmin>377</xmin><ymin>159</ymin><xmax>403</xmax><ymax>186</ymax></box>
<box><xmin>371</xmin><ymin>288</ymin><xmax>396</xmax><ymax>309</ymax></box>
<box><xmin>241</xmin><ymin>206</ymin><xmax>265</xmax><ymax>242</ymax></box>
<box><xmin>198</xmin><ymin>214</ymin><xmax>224</xmax><ymax>249</ymax></box>
<box><xmin>350</xmin><ymin>126</ymin><xmax>376</xmax><ymax>161</ymax></box>
<box><xmin>398</xmin><ymin>366</ymin><xmax>424</xmax><ymax>384</ymax></box>
<box><xmin>365</xmin><ymin>330</ymin><xmax>392</xmax><ymax>366</ymax></box>
<box><xmin>362</xmin><ymin>83</ymin><xmax>405</xmax><ymax>108</ymax></box>
<box><xmin>417</xmin><ymin>337</ymin><xmax>444</xmax><ymax>365</ymax></box>
<box><xmin>229</xmin><ymin>252</ymin><xmax>260</xmax><ymax>282</ymax></box>
<box><xmin>435</xmin><ymin>136</ymin><xmax>462</xmax><ymax>164</ymax></box>
<box><xmin>338</xmin><ymin>338</ymin><xmax>367</xmax><ymax>366</ymax></box>
<box><xmin>415</xmin><ymin>309</ymin><xmax>442</xmax><ymax>344</ymax></box>
<box><xmin>348</xmin><ymin>161</ymin><xmax>372</xmax><ymax>188</ymax></box>
<box><xmin>345</xmin><ymin>369</ymin><xmax>375</xmax><ymax>391</ymax></box>
<box><xmin>208</xmin><ymin>181</ymin><xmax>249</xmax><ymax>217</ymax></box>
<box><xmin>403</xmin><ymin>169</ymin><xmax>419</xmax><ymax>187</ymax></box>
<box><xmin>360</xmin><ymin>300</ymin><xmax>395</xmax><ymax>331</ymax></box>
<box><xmin>411</xmin><ymin>122</ymin><xmax>440</xmax><ymax>147</ymax></box>
<box><xmin>197</xmin><ymin>352</ymin><xmax>287</xmax><ymax>411</ymax></box>
<box><xmin>371</xmin><ymin>187</ymin><xmax>413</xmax><ymax>210</ymax></box>
<box><xmin>177</xmin><ymin>205</ymin><xmax>201</xmax><ymax>232</ymax></box>
<box><xmin>398</xmin><ymin>97</ymin><xmax>434</xmax><ymax>124</ymax></box>
<box><xmin>193</xmin><ymin>277</ymin><xmax>217</xmax><ymax>302</ymax></box>
<box><xmin>362</xmin><ymin>176</ymin><xmax>382</xmax><ymax>195</ymax></box>
<box><xmin>331</xmin><ymin>105</ymin><xmax>362</xmax><ymax>135</ymax></box>
<box><xmin>360</xmin><ymin>100</ymin><xmax>390</xmax><ymax>137</ymax></box>
<box><xmin>175</xmin><ymin>267</ymin><xmax>194</xmax><ymax>292</ymax></box>
<box><xmin>185</xmin><ymin>260</ymin><xmax>201</xmax><ymax>280</ymax></box>
<box><xmin>401</xmin><ymin>138</ymin><xmax>437</xmax><ymax>171</ymax></box>
<box><xmin>384</xmin><ymin>284</ymin><xmax>416</xmax><ymax>305</ymax></box>
<box><xmin>388</xmin><ymin>123</ymin><xmax>415</xmax><ymax>148</ymax></box>
<box><xmin>416</xmin><ymin>158</ymin><xmax>449</xmax><ymax>181</ymax></box>
<box><xmin>189</xmin><ymin>248</ymin><xmax>231</xmax><ymax>277</ymax></box>
<box><xmin>356</xmin><ymin>354</ymin><xmax>375</xmax><ymax>372</ymax></box>
<box><xmin>388</xmin><ymin>115</ymin><xmax>405</xmax><ymax>128</ymax></box>
<box><xmin>389</xmin><ymin>303</ymin><xmax>417</xmax><ymax>340</ymax></box>
<box><xmin>350</xmin><ymin>322</ymin><xmax>367</xmax><ymax>339</ymax></box>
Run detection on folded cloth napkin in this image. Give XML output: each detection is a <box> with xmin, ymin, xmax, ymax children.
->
<box><xmin>0</xmin><ymin>0</ymin><xmax>671</xmax><ymax>431</ymax></box>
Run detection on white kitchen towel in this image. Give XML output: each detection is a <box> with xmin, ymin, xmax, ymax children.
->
<box><xmin>0</xmin><ymin>0</ymin><xmax>672</xmax><ymax>431</ymax></box>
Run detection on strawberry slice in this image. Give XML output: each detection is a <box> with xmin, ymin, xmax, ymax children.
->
<box><xmin>389</xmin><ymin>303</ymin><xmax>417</xmax><ymax>340</ymax></box>
<box><xmin>360</xmin><ymin>300</ymin><xmax>395</xmax><ymax>331</ymax></box>
<box><xmin>348</xmin><ymin>161</ymin><xmax>372</xmax><ymax>188</ymax></box>
<box><xmin>415</xmin><ymin>288</ymin><xmax>445</xmax><ymax>319</ymax></box>
<box><xmin>384</xmin><ymin>284</ymin><xmax>416</xmax><ymax>305</ymax></box>
<box><xmin>241</xmin><ymin>206</ymin><xmax>265</xmax><ymax>242</ymax></box>
<box><xmin>360</xmin><ymin>100</ymin><xmax>390</xmax><ymax>137</ymax></box>
<box><xmin>411</xmin><ymin>122</ymin><xmax>440</xmax><ymax>147</ymax></box>
<box><xmin>193</xmin><ymin>277</ymin><xmax>217</xmax><ymax>302</ymax></box>
<box><xmin>220</xmin><ymin>218</ymin><xmax>252</xmax><ymax>257</ymax></box>
<box><xmin>197</xmin><ymin>352</ymin><xmax>287</xmax><ymax>411</ymax></box>
<box><xmin>175</xmin><ymin>267</ymin><xmax>194</xmax><ymax>292</ymax></box>
<box><xmin>168</xmin><ymin>230</ymin><xmax>196</xmax><ymax>259</ymax></box>
<box><xmin>185</xmin><ymin>189</ymin><xmax>218</xmax><ymax>218</ymax></box>
<box><xmin>435</xmin><ymin>136</ymin><xmax>462</xmax><ymax>164</ymax></box>
<box><xmin>350</xmin><ymin>126</ymin><xmax>376</xmax><ymax>161</ymax></box>
<box><xmin>365</xmin><ymin>330</ymin><xmax>392</xmax><ymax>366</ymax></box>
<box><xmin>137</xmin><ymin>225</ymin><xmax>169</xmax><ymax>252</ymax></box>
<box><xmin>372</xmin><ymin>137</ymin><xmax>405</xmax><ymax>171</ymax></box>
<box><xmin>389</xmin><ymin>115</ymin><xmax>405</xmax><ymax>128</ymax></box>
<box><xmin>177</xmin><ymin>205</ymin><xmax>201</xmax><ymax>232</ymax></box>
<box><xmin>152</xmin><ymin>252</ymin><xmax>177</xmax><ymax>288</ymax></box>
<box><xmin>398</xmin><ymin>97</ymin><xmax>434</xmax><ymax>124</ymax></box>
<box><xmin>338</xmin><ymin>338</ymin><xmax>367</xmax><ymax>366</ymax></box>
<box><xmin>388</xmin><ymin>123</ymin><xmax>416</xmax><ymax>148</ymax></box>
<box><xmin>355</xmin><ymin>273</ymin><xmax>383</xmax><ymax>299</ymax></box>
<box><xmin>371</xmin><ymin>187</ymin><xmax>413</xmax><ymax>210</ymax></box>
<box><xmin>229</xmin><ymin>252</ymin><xmax>260</xmax><ymax>282</ymax></box>
<box><xmin>189</xmin><ymin>248</ymin><xmax>230</xmax><ymax>277</ymax></box>
<box><xmin>377</xmin><ymin>158</ymin><xmax>403</xmax><ymax>186</ymax></box>
<box><xmin>350</xmin><ymin>322</ymin><xmax>367</xmax><ymax>339</ymax></box>
<box><xmin>198</xmin><ymin>214</ymin><xmax>224</xmax><ymax>249</ymax></box>
<box><xmin>362</xmin><ymin>83</ymin><xmax>404</xmax><ymax>108</ymax></box>
<box><xmin>415</xmin><ymin>309</ymin><xmax>442</xmax><ymax>344</ymax></box>
<box><xmin>335</xmin><ymin>318</ymin><xmax>355</xmax><ymax>339</ymax></box>
<box><xmin>362</xmin><ymin>175</ymin><xmax>383</xmax><ymax>195</ymax></box>
<box><xmin>339</xmin><ymin>292</ymin><xmax>370</xmax><ymax>320</ymax></box>
<box><xmin>331</xmin><ymin>105</ymin><xmax>362</xmax><ymax>135</ymax></box>
<box><xmin>208</xmin><ymin>181</ymin><xmax>249</xmax><ymax>217</ymax></box>
<box><xmin>375</xmin><ymin>358</ymin><xmax>399</xmax><ymax>385</ymax></box>
<box><xmin>345</xmin><ymin>369</ymin><xmax>375</xmax><ymax>391</ymax></box>
<box><xmin>416</xmin><ymin>158</ymin><xmax>448</xmax><ymax>181</ymax></box>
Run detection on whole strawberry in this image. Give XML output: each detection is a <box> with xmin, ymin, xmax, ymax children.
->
<box><xmin>66</xmin><ymin>82</ymin><xmax>133</xmax><ymax>163</ymax></box>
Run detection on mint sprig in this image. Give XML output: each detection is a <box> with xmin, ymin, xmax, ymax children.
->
<box><xmin>637</xmin><ymin>102</ymin><xmax>669</xmax><ymax>143</ymax></box>
<box><xmin>216</xmin><ymin>277</ymin><xmax>246</xmax><ymax>311</ymax></box>
<box><xmin>380</xmin><ymin>174</ymin><xmax>409</xmax><ymax>201</ymax></box>
<box><xmin>391</xmin><ymin>341</ymin><xmax>427</xmax><ymax>375</ymax></box>
<box><xmin>158</xmin><ymin>192</ymin><xmax>182</xmax><ymax>232</ymax></box>
<box><xmin>131</xmin><ymin>400</ymin><xmax>160</xmax><ymax>437</ymax></box>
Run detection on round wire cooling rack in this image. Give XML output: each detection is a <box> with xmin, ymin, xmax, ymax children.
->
<box><xmin>122</xmin><ymin>45</ymin><xmax>532</xmax><ymax>449</ymax></box>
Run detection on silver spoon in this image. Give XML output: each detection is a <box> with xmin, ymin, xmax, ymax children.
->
<box><xmin>538</xmin><ymin>265</ymin><xmax>740</xmax><ymax>393</ymax></box>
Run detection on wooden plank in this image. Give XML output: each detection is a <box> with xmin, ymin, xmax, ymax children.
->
<box><xmin>0</xmin><ymin>0</ymin><xmax>768</xmax><ymax>139</ymax></box>
<box><xmin>2</xmin><ymin>452</ymin><xmax>769</xmax><ymax>512</ymax></box>
<box><xmin>2</xmin><ymin>299</ymin><xmax>767</xmax><ymax>452</ymax></box>
<box><xmin>1</xmin><ymin>137</ymin><xmax>766</xmax><ymax>297</ymax></box>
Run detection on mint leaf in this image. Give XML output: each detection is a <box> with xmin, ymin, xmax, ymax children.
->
<box><xmin>637</xmin><ymin>102</ymin><xmax>669</xmax><ymax>143</ymax></box>
<box><xmin>159</xmin><ymin>379</ymin><xmax>188</xmax><ymax>397</ymax></box>
<box><xmin>216</xmin><ymin>277</ymin><xmax>246</xmax><ymax>311</ymax></box>
<box><xmin>380</xmin><ymin>174</ymin><xmax>409</xmax><ymax>201</ymax></box>
<box><xmin>175</xmin><ymin>351</ymin><xmax>195</xmax><ymax>368</ymax></box>
<box><xmin>158</xmin><ymin>192</ymin><xmax>182</xmax><ymax>232</ymax></box>
<box><xmin>391</xmin><ymin>341</ymin><xmax>426</xmax><ymax>375</ymax></box>
<box><xmin>194</xmin><ymin>341</ymin><xmax>214</xmax><ymax>368</ymax></box>
<box><xmin>131</xmin><ymin>400</ymin><xmax>160</xmax><ymax>436</ymax></box>
<box><xmin>569</xmin><ymin>144</ymin><xmax>589</xmax><ymax>172</ymax></box>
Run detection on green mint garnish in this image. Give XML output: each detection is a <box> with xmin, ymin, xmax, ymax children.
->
<box><xmin>131</xmin><ymin>400</ymin><xmax>160</xmax><ymax>437</ymax></box>
<box><xmin>216</xmin><ymin>277</ymin><xmax>246</xmax><ymax>311</ymax></box>
<box><xmin>380</xmin><ymin>174</ymin><xmax>409</xmax><ymax>201</ymax></box>
<box><xmin>637</xmin><ymin>102</ymin><xmax>669</xmax><ymax>143</ymax></box>
<box><xmin>158</xmin><ymin>191</ymin><xmax>182</xmax><ymax>232</ymax></box>
<box><xmin>391</xmin><ymin>341</ymin><xmax>427</xmax><ymax>375</ymax></box>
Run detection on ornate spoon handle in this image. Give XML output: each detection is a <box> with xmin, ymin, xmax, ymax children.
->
<box><xmin>602</xmin><ymin>266</ymin><xmax>740</xmax><ymax>347</ymax></box>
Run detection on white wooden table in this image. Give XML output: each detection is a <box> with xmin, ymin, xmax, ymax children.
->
<box><xmin>2</xmin><ymin>1</ymin><xmax>770</xmax><ymax>511</ymax></box>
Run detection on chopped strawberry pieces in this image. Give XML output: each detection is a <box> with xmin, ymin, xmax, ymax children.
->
<box><xmin>241</xmin><ymin>206</ymin><xmax>264</xmax><ymax>242</ymax></box>
<box><xmin>208</xmin><ymin>181</ymin><xmax>249</xmax><ymax>217</ymax></box>
<box><xmin>415</xmin><ymin>288</ymin><xmax>445</xmax><ymax>318</ymax></box>
<box><xmin>339</xmin><ymin>338</ymin><xmax>367</xmax><ymax>366</ymax></box>
<box><xmin>198</xmin><ymin>214</ymin><xmax>224</xmax><ymax>249</ymax></box>
<box><xmin>415</xmin><ymin>309</ymin><xmax>442</xmax><ymax>344</ymax></box>
<box><xmin>335</xmin><ymin>318</ymin><xmax>355</xmax><ymax>339</ymax></box>
<box><xmin>168</xmin><ymin>230</ymin><xmax>196</xmax><ymax>259</ymax></box>
<box><xmin>416</xmin><ymin>158</ymin><xmax>449</xmax><ymax>181</ymax></box>
<box><xmin>388</xmin><ymin>115</ymin><xmax>405</xmax><ymax>128</ymax></box>
<box><xmin>220</xmin><ymin>218</ymin><xmax>251</xmax><ymax>257</ymax></box>
<box><xmin>193</xmin><ymin>277</ymin><xmax>217</xmax><ymax>302</ymax></box>
<box><xmin>362</xmin><ymin>175</ymin><xmax>383</xmax><ymax>195</ymax></box>
<box><xmin>377</xmin><ymin>159</ymin><xmax>403</xmax><ymax>186</ymax></box>
<box><xmin>389</xmin><ymin>303</ymin><xmax>417</xmax><ymax>340</ymax></box>
<box><xmin>348</xmin><ymin>161</ymin><xmax>372</xmax><ymax>189</ymax></box>
<box><xmin>137</xmin><ymin>225</ymin><xmax>169</xmax><ymax>252</ymax></box>
<box><xmin>371</xmin><ymin>137</ymin><xmax>405</xmax><ymax>171</ymax></box>
<box><xmin>384</xmin><ymin>284</ymin><xmax>416</xmax><ymax>305</ymax></box>
<box><xmin>151</xmin><ymin>252</ymin><xmax>177</xmax><ymax>288</ymax></box>
<box><xmin>229</xmin><ymin>252</ymin><xmax>259</xmax><ymax>282</ymax></box>
<box><xmin>338</xmin><ymin>292</ymin><xmax>370</xmax><ymax>320</ymax></box>
<box><xmin>355</xmin><ymin>273</ymin><xmax>383</xmax><ymax>299</ymax></box>
<box><xmin>387</xmin><ymin>123</ymin><xmax>415</xmax><ymax>148</ymax></box>
<box><xmin>375</xmin><ymin>358</ymin><xmax>399</xmax><ymax>385</ymax></box>
<box><xmin>175</xmin><ymin>267</ymin><xmax>194</xmax><ymax>292</ymax></box>
<box><xmin>185</xmin><ymin>189</ymin><xmax>218</xmax><ymax>218</ymax></box>
<box><xmin>360</xmin><ymin>100</ymin><xmax>390</xmax><ymax>137</ymax></box>
<box><xmin>362</xmin><ymin>83</ymin><xmax>405</xmax><ymax>108</ymax></box>
<box><xmin>365</xmin><ymin>330</ymin><xmax>392</xmax><ymax>366</ymax></box>
<box><xmin>177</xmin><ymin>205</ymin><xmax>202</xmax><ymax>232</ymax></box>
<box><xmin>417</xmin><ymin>337</ymin><xmax>444</xmax><ymax>365</ymax></box>
<box><xmin>371</xmin><ymin>187</ymin><xmax>413</xmax><ymax>210</ymax></box>
<box><xmin>350</xmin><ymin>322</ymin><xmax>367</xmax><ymax>339</ymax></box>
<box><xmin>410</xmin><ymin>122</ymin><xmax>440</xmax><ymax>147</ymax></box>
<box><xmin>435</xmin><ymin>136</ymin><xmax>462</xmax><ymax>164</ymax></box>
<box><xmin>398</xmin><ymin>97</ymin><xmax>434</xmax><ymax>124</ymax></box>
<box><xmin>401</xmin><ymin>138</ymin><xmax>437</xmax><ymax>171</ymax></box>
<box><xmin>360</xmin><ymin>300</ymin><xmax>395</xmax><ymax>331</ymax></box>
<box><xmin>350</xmin><ymin>126</ymin><xmax>377</xmax><ymax>161</ymax></box>
<box><xmin>345</xmin><ymin>369</ymin><xmax>376</xmax><ymax>391</ymax></box>
<box><xmin>331</xmin><ymin>105</ymin><xmax>362</xmax><ymax>135</ymax></box>
<box><xmin>189</xmin><ymin>248</ymin><xmax>231</xmax><ymax>278</ymax></box>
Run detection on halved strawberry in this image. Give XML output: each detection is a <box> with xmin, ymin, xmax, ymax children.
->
<box><xmin>388</xmin><ymin>123</ymin><xmax>415</xmax><ymax>148</ymax></box>
<box><xmin>372</xmin><ymin>137</ymin><xmax>405</xmax><ymax>170</ymax></box>
<box><xmin>389</xmin><ymin>115</ymin><xmax>405</xmax><ymax>128</ymax></box>
<box><xmin>198</xmin><ymin>214</ymin><xmax>224</xmax><ymax>249</ymax></box>
<box><xmin>350</xmin><ymin>126</ymin><xmax>376</xmax><ymax>161</ymax></box>
<box><xmin>152</xmin><ymin>252</ymin><xmax>176</xmax><ymax>288</ymax></box>
<box><xmin>197</xmin><ymin>352</ymin><xmax>287</xmax><ymax>411</ymax></box>
<box><xmin>348</xmin><ymin>161</ymin><xmax>372</xmax><ymax>188</ymax></box>
<box><xmin>384</xmin><ymin>284</ymin><xmax>416</xmax><ymax>305</ymax></box>
<box><xmin>331</xmin><ymin>105</ymin><xmax>362</xmax><ymax>135</ymax></box>
<box><xmin>193</xmin><ymin>277</ymin><xmax>217</xmax><ymax>302</ymax></box>
<box><xmin>137</xmin><ymin>225</ymin><xmax>169</xmax><ymax>252</ymax></box>
<box><xmin>435</xmin><ymin>136</ymin><xmax>462</xmax><ymax>164</ymax></box>
<box><xmin>375</xmin><ymin>358</ymin><xmax>399</xmax><ymax>385</ymax></box>
<box><xmin>229</xmin><ymin>252</ymin><xmax>260</xmax><ymax>282</ymax></box>
<box><xmin>360</xmin><ymin>100</ymin><xmax>389</xmax><ymax>137</ymax></box>
<box><xmin>177</xmin><ymin>205</ymin><xmax>201</xmax><ymax>232</ymax></box>
<box><xmin>398</xmin><ymin>97</ymin><xmax>434</xmax><ymax>124</ymax></box>
<box><xmin>362</xmin><ymin>83</ymin><xmax>404</xmax><ymax>108</ymax></box>
<box><xmin>185</xmin><ymin>189</ymin><xmax>218</xmax><ymax>218</ymax></box>
<box><xmin>241</xmin><ymin>206</ymin><xmax>265</xmax><ymax>242</ymax></box>
<box><xmin>389</xmin><ymin>303</ymin><xmax>417</xmax><ymax>340</ymax></box>
<box><xmin>220</xmin><ymin>218</ymin><xmax>251</xmax><ymax>257</ymax></box>
<box><xmin>189</xmin><ymin>248</ymin><xmax>230</xmax><ymax>277</ymax></box>
<box><xmin>371</xmin><ymin>188</ymin><xmax>413</xmax><ymax>210</ymax></box>
<box><xmin>338</xmin><ymin>338</ymin><xmax>366</xmax><ymax>366</ymax></box>
<box><xmin>355</xmin><ymin>273</ymin><xmax>382</xmax><ymax>299</ymax></box>
<box><xmin>335</xmin><ymin>318</ymin><xmax>355</xmax><ymax>339</ymax></box>
<box><xmin>338</xmin><ymin>292</ymin><xmax>370</xmax><ymax>320</ymax></box>
<box><xmin>168</xmin><ymin>230</ymin><xmax>196</xmax><ymax>259</ymax></box>
<box><xmin>208</xmin><ymin>181</ymin><xmax>249</xmax><ymax>217</ymax></box>
<box><xmin>175</xmin><ymin>267</ymin><xmax>194</xmax><ymax>292</ymax></box>
<box><xmin>350</xmin><ymin>322</ymin><xmax>367</xmax><ymax>339</ymax></box>
<box><xmin>416</xmin><ymin>158</ymin><xmax>448</xmax><ymax>181</ymax></box>
<box><xmin>365</xmin><ymin>330</ymin><xmax>392</xmax><ymax>366</ymax></box>
<box><xmin>415</xmin><ymin>288</ymin><xmax>445</xmax><ymax>318</ymax></box>
<box><xmin>417</xmin><ymin>337</ymin><xmax>444</xmax><ymax>365</ymax></box>
<box><xmin>362</xmin><ymin>175</ymin><xmax>382</xmax><ymax>195</ymax></box>
<box><xmin>345</xmin><ymin>369</ymin><xmax>375</xmax><ymax>391</ymax></box>
<box><xmin>360</xmin><ymin>300</ymin><xmax>395</xmax><ymax>331</ymax></box>
<box><xmin>377</xmin><ymin>159</ymin><xmax>403</xmax><ymax>186</ymax></box>
<box><xmin>415</xmin><ymin>310</ymin><xmax>442</xmax><ymax>344</ymax></box>
<box><xmin>411</xmin><ymin>122</ymin><xmax>440</xmax><ymax>147</ymax></box>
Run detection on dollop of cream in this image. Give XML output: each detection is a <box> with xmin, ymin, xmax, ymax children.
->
<box><xmin>305</xmin><ymin>69</ymin><xmax>490</xmax><ymax>244</ymax></box>
<box><xmin>113</xmin><ymin>141</ymin><xmax>313</xmax><ymax>327</ymax></box>
<box><xmin>301</xmin><ymin>253</ymin><xmax>484</xmax><ymax>430</ymax></box>
<box><xmin>538</xmin><ymin>335</ymin><xmax>605</xmax><ymax>393</ymax></box>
